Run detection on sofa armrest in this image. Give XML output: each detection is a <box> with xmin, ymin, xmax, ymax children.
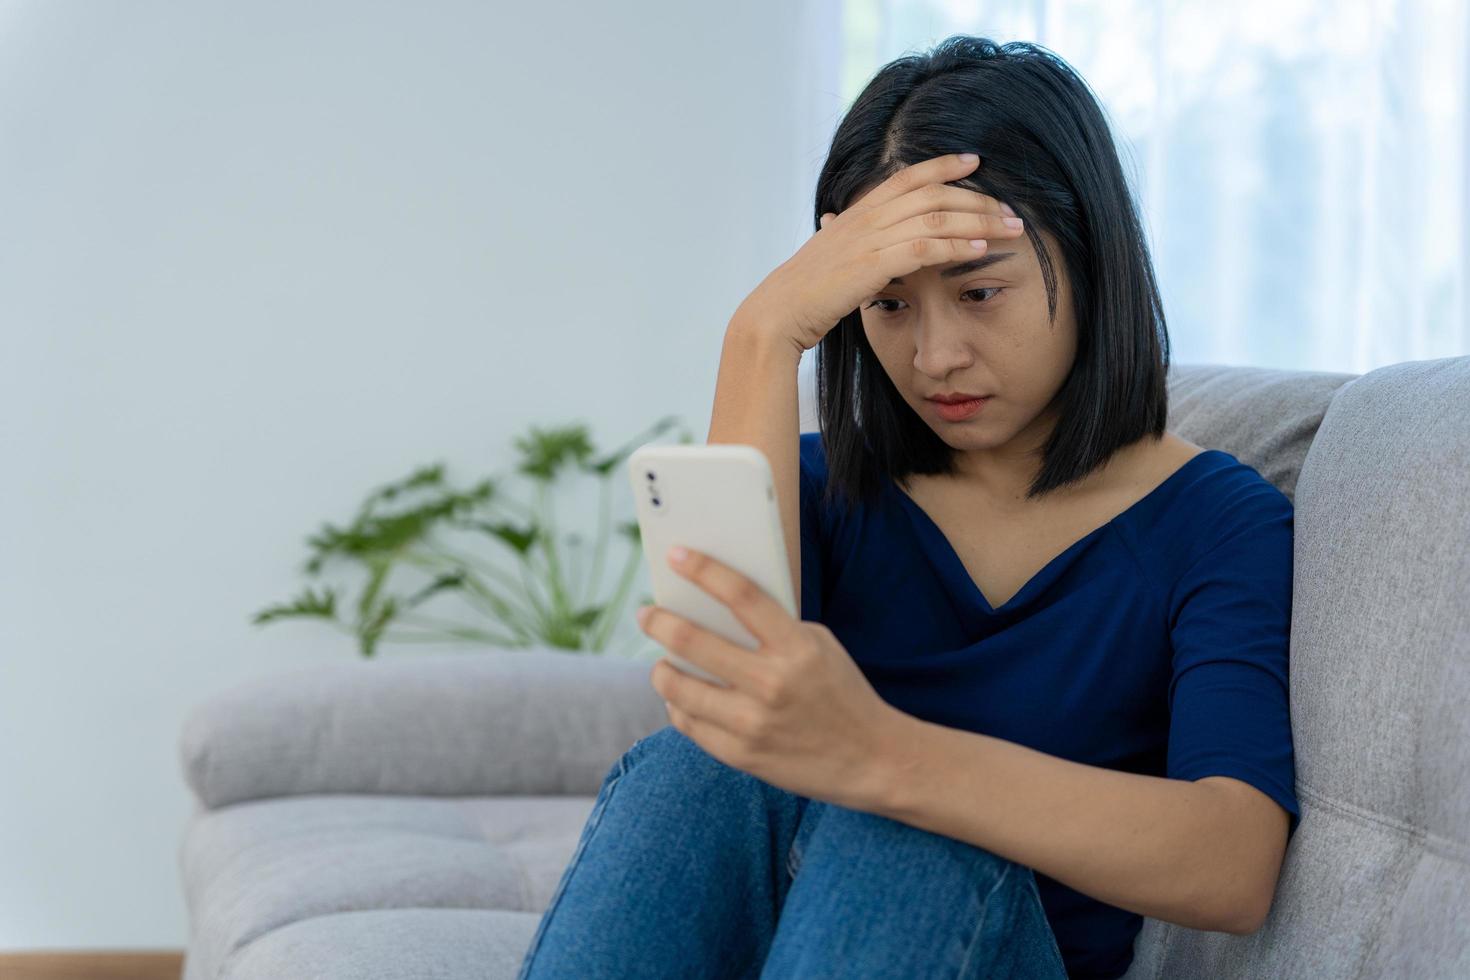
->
<box><xmin>179</xmin><ymin>647</ymin><xmax>667</xmax><ymax>809</ymax></box>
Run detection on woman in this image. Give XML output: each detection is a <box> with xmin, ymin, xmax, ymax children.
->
<box><xmin>516</xmin><ymin>35</ymin><xmax>1299</xmax><ymax>980</ymax></box>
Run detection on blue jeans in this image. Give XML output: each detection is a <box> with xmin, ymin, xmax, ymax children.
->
<box><xmin>514</xmin><ymin>724</ymin><xmax>1070</xmax><ymax>979</ymax></box>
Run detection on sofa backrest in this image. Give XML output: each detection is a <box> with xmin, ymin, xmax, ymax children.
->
<box><xmin>1162</xmin><ymin>361</ymin><xmax>1358</xmax><ymax>501</ymax></box>
<box><xmin>1125</xmin><ymin>356</ymin><xmax>1470</xmax><ymax>978</ymax></box>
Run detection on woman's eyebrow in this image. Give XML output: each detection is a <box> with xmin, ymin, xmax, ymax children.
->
<box><xmin>888</xmin><ymin>251</ymin><xmax>1016</xmax><ymax>286</ymax></box>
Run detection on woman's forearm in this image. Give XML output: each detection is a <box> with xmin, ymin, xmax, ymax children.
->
<box><xmin>705</xmin><ymin>314</ymin><xmax>807</xmax><ymax>616</ymax></box>
<box><xmin>860</xmin><ymin>709</ymin><xmax>1285</xmax><ymax>936</ymax></box>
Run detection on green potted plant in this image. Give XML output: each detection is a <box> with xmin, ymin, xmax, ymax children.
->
<box><xmin>253</xmin><ymin>415</ymin><xmax>692</xmax><ymax>658</ymax></box>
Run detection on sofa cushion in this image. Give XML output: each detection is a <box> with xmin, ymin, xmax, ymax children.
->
<box><xmin>179</xmin><ymin>647</ymin><xmax>665</xmax><ymax>808</ymax></box>
<box><xmin>1164</xmin><ymin>361</ymin><xmax>1358</xmax><ymax>502</ymax></box>
<box><xmin>213</xmin><ymin>908</ymin><xmax>541</xmax><ymax>980</ymax></box>
<box><xmin>180</xmin><ymin>794</ymin><xmax>596</xmax><ymax>980</ymax></box>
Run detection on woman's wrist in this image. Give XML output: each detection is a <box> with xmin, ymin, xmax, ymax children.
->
<box><xmin>727</xmin><ymin>300</ymin><xmax>814</xmax><ymax>360</ymax></box>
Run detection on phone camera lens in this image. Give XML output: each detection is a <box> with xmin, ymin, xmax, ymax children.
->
<box><xmin>651</xmin><ymin>497</ymin><xmax>660</xmax><ymax>506</ymax></box>
<box><xmin>645</xmin><ymin>471</ymin><xmax>655</xmax><ymax>480</ymax></box>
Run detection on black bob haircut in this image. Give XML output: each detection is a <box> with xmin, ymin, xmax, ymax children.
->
<box><xmin>812</xmin><ymin>35</ymin><xmax>1170</xmax><ymax>512</ymax></box>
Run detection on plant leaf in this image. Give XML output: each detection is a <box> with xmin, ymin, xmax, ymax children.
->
<box><xmin>464</xmin><ymin>520</ymin><xmax>539</xmax><ymax>555</ymax></box>
<box><xmin>403</xmin><ymin>570</ymin><xmax>466</xmax><ymax>609</ymax></box>
<box><xmin>515</xmin><ymin>424</ymin><xmax>595</xmax><ymax>481</ymax></box>
<box><xmin>252</xmin><ymin>587</ymin><xmax>338</xmax><ymax>625</ymax></box>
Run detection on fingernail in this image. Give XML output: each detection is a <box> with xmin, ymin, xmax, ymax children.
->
<box><xmin>1000</xmin><ymin>201</ymin><xmax>1017</xmax><ymax>217</ymax></box>
<box><xmin>636</xmin><ymin>605</ymin><xmax>651</xmax><ymax>625</ymax></box>
<box><xmin>668</xmin><ymin>545</ymin><xmax>689</xmax><ymax>564</ymax></box>
<box><xmin>1002</xmin><ymin>216</ymin><xmax>1023</xmax><ymax>229</ymax></box>
<box><xmin>959</xmin><ymin>152</ymin><xmax>979</xmax><ymax>164</ymax></box>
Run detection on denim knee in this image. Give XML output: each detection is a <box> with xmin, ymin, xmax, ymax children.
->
<box><xmin>800</xmin><ymin>801</ymin><xmax>1020</xmax><ymax>882</ymax></box>
<box><xmin>622</xmin><ymin>722</ymin><xmax>736</xmax><ymax>776</ymax></box>
<box><xmin>620</xmin><ymin>724</ymin><xmax>810</xmax><ymax>820</ymax></box>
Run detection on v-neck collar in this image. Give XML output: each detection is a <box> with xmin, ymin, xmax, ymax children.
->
<box><xmin>889</xmin><ymin>449</ymin><xmax>1230</xmax><ymax>615</ymax></box>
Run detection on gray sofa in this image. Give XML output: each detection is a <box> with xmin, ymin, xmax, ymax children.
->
<box><xmin>177</xmin><ymin>358</ymin><xmax>1470</xmax><ymax>979</ymax></box>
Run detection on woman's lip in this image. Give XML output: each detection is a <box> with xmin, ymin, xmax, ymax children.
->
<box><xmin>926</xmin><ymin>395</ymin><xmax>991</xmax><ymax>404</ymax></box>
<box><xmin>928</xmin><ymin>395</ymin><xmax>991</xmax><ymax>421</ymax></box>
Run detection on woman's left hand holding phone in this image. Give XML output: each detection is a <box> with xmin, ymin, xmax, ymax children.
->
<box><xmin>637</xmin><ymin>544</ymin><xmax>905</xmax><ymax>811</ymax></box>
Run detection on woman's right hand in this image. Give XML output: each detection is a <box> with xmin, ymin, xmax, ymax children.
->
<box><xmin>733</xmin><ymin>152</ymin><xmax>1026</xmax><ymax>353</ymax></box>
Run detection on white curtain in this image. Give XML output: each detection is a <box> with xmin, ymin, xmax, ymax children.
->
<box><xmin>796</xmin><ymin>0</ymin><xmax>1470</xmax><ymax>375</ymax></box>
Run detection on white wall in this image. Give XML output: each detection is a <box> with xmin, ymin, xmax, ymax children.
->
<box><xmin>0</xmin><ymin>0</ymin><xmax>835</xmax><ymax>948</ymax></box>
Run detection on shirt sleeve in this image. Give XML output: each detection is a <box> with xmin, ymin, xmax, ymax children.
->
<box><xmin>1165</xmin><ymin>482</ymin><xmax>1302</xmax><ymax>841</ymax></box>
<box><xmin>797</xmin><ymin>439</ymin><xmax>825</xmax><ymax>624</ymax></box>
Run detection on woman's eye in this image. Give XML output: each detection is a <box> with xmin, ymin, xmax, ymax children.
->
<box><xmin>862</xmin><ymin>287</ymin><xmax>1003</xmax><ymax>315</ymax></box>
<box><xmin>964</xmin><ymin>287</ymin><xmax>1003</xmax><ymax>304</ymax></box>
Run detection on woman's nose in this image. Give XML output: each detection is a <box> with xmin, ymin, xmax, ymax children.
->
<box><xmin>912</xmin><ymin>323</ymin><xmax>976</xmax><ymax>376</ymax></box>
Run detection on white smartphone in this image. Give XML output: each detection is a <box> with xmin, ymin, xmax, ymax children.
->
<box><xmin>627</xmin><ymin>442</ymin><xmax>796</xmax><ymax>687</ymax></box>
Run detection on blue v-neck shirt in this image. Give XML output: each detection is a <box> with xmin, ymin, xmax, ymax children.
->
<box><xmin>796</xmin><ymin>431</ymin><xmax>1300</xmax><ymax>980</ymax></box>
